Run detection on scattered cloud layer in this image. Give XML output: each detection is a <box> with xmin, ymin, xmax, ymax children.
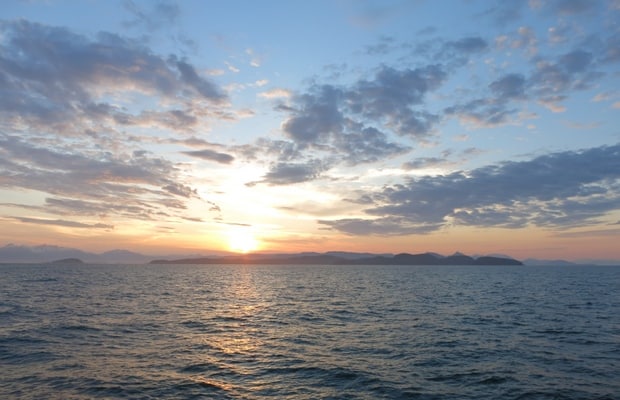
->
<box><xmin>0</xmin><ymin>0</ymin><xmax>619</xmax><ymax>252</ymax></box>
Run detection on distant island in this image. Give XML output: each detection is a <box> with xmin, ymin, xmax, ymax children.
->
<box><xmin>150</xmin><ymin>252</ymin><xmax>522</xmax><ymax>266</ymax></box>
<box><xmin>50</xmin><ymin>258</ymin><xmax>84</xmax><ymax>264</ymax></box>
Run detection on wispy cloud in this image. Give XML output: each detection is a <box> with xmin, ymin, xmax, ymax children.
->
<box><xmin>0</xmin><ymin>135</ymin><xmax>208</xmax><ymax>222</ymax></box>
<box><xmin>182</xmin><ymin>149</ymin><xmax>235</xmax><ymax>164</ymax></box>
<box><xmin>9</xmin><ymin>216</ymin><xmax>113</xmax><ymax>229</ymax></box>
<box><xmin>122</xmin><ymin>0</ymin><xmax>180</xmax><ymax>31</ymax></box>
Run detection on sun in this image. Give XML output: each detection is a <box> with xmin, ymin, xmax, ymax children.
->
<box><xmin>227</xmin><ymin>229</ymin><xmax>259</xmax><ymax>254</ymax></box>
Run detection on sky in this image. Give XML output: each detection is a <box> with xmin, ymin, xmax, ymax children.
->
<box><xmin>1</xmin><ymin>0</ymin><xmax>619</xmax><ymax>261</ymax></box>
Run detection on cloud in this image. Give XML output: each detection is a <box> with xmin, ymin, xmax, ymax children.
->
<box><xmin>489</xmin><ymin>73</ymin><xmax>527</xmax><ymax>100</ymax></box>
<box><xmin>283</xmin><ymin>84</ymin><xmax>344</xmax><ymax>143</ymax></box>
<box><xmin>591</xmin><ymin>92</ymin><xmax>615</xmax><ymax>102</ymax></box>
<box><xmin>553</xmin><ymin>228</ymin><xmax>620</xmax><ymax>238</ymax></box>
<box><xmin>249</xmin><ymin>159</ymin><xmax>329</xmax><ymax>186</ymax></box>
<box><xmin>0</xmin><ymin>19</ymin><xmax>227</xmax><ymax>136</ymax></box>
<box><xmin>44</xmin><ymin>197</ymin><xmax>153</xmax><ymax>219</ymax></box>
<box><xmin>174</xmin><ymin>58</ymin><xmax>227</xmax><ymax>100</ymax></box>
<box><xmin>0</xmin><ymin>19</ymin><xmax>232</xmax><ymax>225</ymax></box>
<box><xmin>364</xmin><ymin>36</ymin><xmax>397</xmax><ymax>55</ymax></box>
<box><xmin>334</xmin><ymin>124</ymin><xmax>410</xmax><ymax>165</ymax></box>
<box><xmin>320</xmin><ymin>216</ymin><xmax>443</xmax><ymax>236</ymax></box>
<box><xmin>10</xmin><ymin>216</ymin><xmax>113</xmax><ymax>229</ymax></box>
<box><xmin>445</xmin><ymin>37</ymin><xmax>488</xmax><ymax>54</ymax></box>
<box><xmin>529</xmin><ymin>50</ymin><xmax>598</xmax><ymax>98</ymax></box>
<box><xmin>400</xmin><ymin>148</ymin><xmax>483</xmax><ymax>171</ymax></box>
<box><xmin>283</xmin><ymin>64</ymin><xmax>447</xmax><ymax>142</ymax></box>
<box><xmin>1</xmin><ymin>20</ymin><xmax>224</xmax><ymax>102</ymax></box>
<box><xmin>0</xmin><ymin>135</ymin><xmax>208</xmax><ymax>221</ymax></box>
<box><xmin>269</xmin><ymin>22</ymin><xmax>618</xmax><ymax>179</ymax></box>
<box><xmin>347</xmin><ymin>65</ymin><xmax>446</xmax><ymax>135</ymax></box>
<box><xmin>169</xmin><ymin>136</ymin><xmax>212</xmax><ymax>147</ymax></box>
<box><xmin>446</xmin><ymin>42</ymin><xmax>607</xmax><ymax>126</ymax></box>
<box><xmin>320</xmin><ymin>144</ymin><xmax>620</xmax><ymax>235</ymax></box>
<box><xmin>560</xmin><ymin>49</ymin><xmax>593</xmax><ymax>73</ymax></box>
<box><xmin>551</xmin><ymin>0</ymin><xmax>598</xmax><ymax>15</ymax></box>
<box><xmin>122</xmin><ymin>0</ymin><xmax>180</xmax><ymax>31</ymax></box>
<box><xmin>182</xmin><ymin>149</ymin><xmax>235</xmax><ymax>164</ymax></box>
<box><xmin>258</xmin><ymin>88</ymin><xmax>291</xmax><ymax>98</ymax></box>
<box><xmin>402</xmin><ymin>156</ymin><xmax>451</xmax><ymax>170</ymax></box>
<box><xmin>233</xmin><ymin>138</ymin><xmax>303</xmax><ymax>163</ymax></box>
<box><xmin>245</xmin><ymin>48</ymin><xmax>262</xmax><ymax>67</ymax></box>
<box><xmin>445</xmin><ymin>98</ymin><xmax>517</xmax><ymax>127</ymax></box>
<box><xmin>603</xmin><ymin>34</ymin><xmax>620</xmax><ymax>63</ymax></box>
<box><xmin>485</xmin><ymin>2</ymin><xmax>527</xmax><ymax>24</ymax></box>
<box><xmin>272</xmin><ymin>63</ymin><xmax>446</xmax><ymax>175</ymax></box>
<box><xmin>347</xmin><ymin>1</ymin><xmax>413</xmax><ymax>28</ymax></box>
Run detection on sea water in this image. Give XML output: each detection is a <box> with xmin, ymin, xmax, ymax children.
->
<box><xmin>1</xmin><ymin>263</ymin><xmax>619</xmax><ymax>399</ymax></box>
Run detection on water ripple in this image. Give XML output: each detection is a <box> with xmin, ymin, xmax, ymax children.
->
<box><xmin>0</xmin><ymin>263</ymin><xmax>619</xmax><ymax>399</ymax></box>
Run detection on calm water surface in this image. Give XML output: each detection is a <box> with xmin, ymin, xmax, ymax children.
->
<box><xmin>1</xmin><ymin>263</ymin><xmax>619</xmax><ymax>399</ymax></box>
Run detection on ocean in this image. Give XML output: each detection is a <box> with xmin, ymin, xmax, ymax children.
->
<box><xmin>1</xmin><ymin>263</ymin><xmax>619</xmax><ymax>399</ymax></box>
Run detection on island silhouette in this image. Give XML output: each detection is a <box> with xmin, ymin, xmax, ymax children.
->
<box><xmin>150</xmin><ymin>252</ymin><xmax>522</xmax><ymax>265</ymax></box>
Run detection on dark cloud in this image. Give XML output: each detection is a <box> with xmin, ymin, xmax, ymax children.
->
<box><xmin>249</xmin><ymin>160</ymin><xmax>329</xmax><ymax>186</ymax></box>
<box><xmin>320</xmin><ymin>144</ymin><xmax>620</xmax><ymax>235</ymax></box>
<box><xmin>320</xmin><ymin>216</ymin><xmax>443</xmax><ymax>236</ymax></box>
<box><xmin>275</xmin><ymin>64</ymin><xmax>446</xmax><ymax>175</ymax></box>
<box><xmin>529</xmin><ymin>49</ymin><xmax>599</xmax><ymax>99</ymax></box>
<box><xmin>0</xmin><ymin>20</ymin><xmax>222</xmax><ymax>100</ymax></box>
<box><xmin>603</xmin><ymin>34</ymin><xmax>620</xmax><ymax>63</ymax></box>
<box><xmin>283</xmin><ymin>64</ymin><xmax>447</xmax><ymax>142</ymax></box>
<box><xmin>446</xmin><ymin>37</ymin><xmax>488</xmax><ymax>53</ymax></box>
<box><xmin>335</xmin><ymin>124</ymin><xmax>410</xmax><ymax>165</ymax></box>
<box><xmin>430</xmin><ymin>36</ymin><xmax>490</xmax><ymax>68</ymax></box>
<box><xmin>171</xmin><ymin>137</ymin><xmax>212</xmax><ymax>147</ymax></box>
<box><xmin>560</xmin><ymin>50</ymin><xmax>593</xmax><ymax>73</ymax></box>
<box><xmin>489</xmin><ymin>73</ymin><xmax>527</xmax><ymax>100</ymax></box>
<box><xmin>174</xmin><ymin>58</ymin><xmax>227</xmax><ymax>101</ymax></box>
<box><xmin>283</xmin><ymin>85</ymin><xmax>344</xmax><ymax>143</ymax></box>
<box><xmin>348</xmin><ymin>65</ymin><xmax>446</xmax><ymax>128</ymax></box>
<box><xmin>163</xmin><ymin>183</ymin><xmax>198</xmax><ymax>198</ymax></box>
<box><xmin>182</xmin><ymin>149</ymin><xmax>235</xmax><ymax>164</ymax></box>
